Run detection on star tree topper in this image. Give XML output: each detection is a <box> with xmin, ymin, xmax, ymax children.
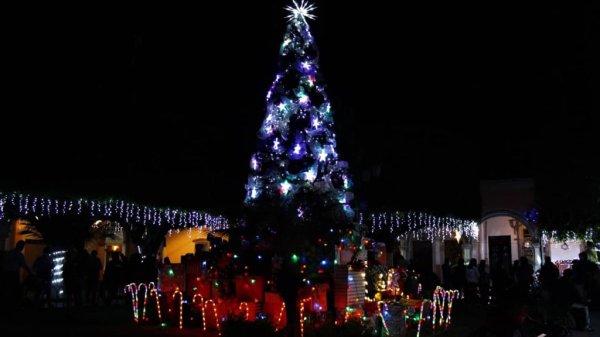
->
<box><xmin>285</xmin><ymin>0</ymin><xmax>317</xmax><ymax>23</ymax></box>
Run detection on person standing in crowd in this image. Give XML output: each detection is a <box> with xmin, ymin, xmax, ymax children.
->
<box><xmin>33</xmin><ymin>247</ymin><xmax>54</xmax><ymax>308</ymax></box>
<box><xmin>478</xmin><ymin>260</ymin><xmax>490</xmax><ymax>304</ymax></box>
<box><xmin>1</xmin><ymin>240</ymin><xmax>33</xmax><ymax>307</ymax></box>
<box><xmin>585</xmin><ymin>241</ymin><xmax>598</xmax><ymax>264</ymax></box>
<box><xmin>516</xmin><ymin>256</ymin><xmax>534</xmax><ymax>298</ymax></box>
<box><xmin>539</xmin><ymin>256</ymin><xmax>559</xmax><ymax>293</ymax></box>
<box><xmin>465</xmin><ymin>258</ymin><xmax>480</xmax><ymax>303</ymax></box>
<box><xmin>85</xmin><ymin>250</ymin><xmax>102</xmax><ymax>305</ymax></box>
<box><xmin>442</xmin><ymin>258</ymin><xmax>453</xmax><ymax>289</ymax></box>
<box><xmin>452</xmin><ymin>258</ymin><xmax>466</xmax><ymax>292</ymax></box>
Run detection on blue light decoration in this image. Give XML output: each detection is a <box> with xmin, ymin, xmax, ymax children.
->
<box><xmin>243</xmin><ymin>0</ymin><xmax>354</xmax><ymax>223</ymax></box>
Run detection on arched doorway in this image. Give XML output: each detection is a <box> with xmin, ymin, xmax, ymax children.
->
<box><xmin>479</xmin><ymin>209</ymin><xmax>541</xmax><ymax>272</ymax></box>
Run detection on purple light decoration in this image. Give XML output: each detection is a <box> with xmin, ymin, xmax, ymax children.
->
<box><xmin>289</xmin><ymin>141</ymin><xmax>306</xmax><ymax>159</ymax></box>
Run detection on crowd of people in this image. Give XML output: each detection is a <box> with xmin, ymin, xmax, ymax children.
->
<box><xmin>0</xmin><ymin>240</ymin><xmax>159</xmax><ymax>310</ymax></box>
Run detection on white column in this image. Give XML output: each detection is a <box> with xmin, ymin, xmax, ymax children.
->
<box><xmin>532</xmin><ymin>242</ymin><xmax>542</xmax><ymax>271</ymax></box>
<box><xmin>433</xmin><ymin>238</ymin><xmax>443</xmax><ymax>274</ymax></box>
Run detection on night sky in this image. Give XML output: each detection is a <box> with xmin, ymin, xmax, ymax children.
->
<box><xmin>3</xmin><ymin>1</ymin><xmax>598</xmax><ymax>219</ymax></box>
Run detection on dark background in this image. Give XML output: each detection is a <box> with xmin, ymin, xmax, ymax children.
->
<box><xmin>2</xmin><ymin>1</ymin><xmax>598</xmax><ymax>219</ymax></box>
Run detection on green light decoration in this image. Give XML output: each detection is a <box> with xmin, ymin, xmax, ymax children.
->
<box><xmin>168</xmin><ymin>268</ymin><xmax>174</xmax><ymax>277</ymax></box>
<box><xmin>292</xmin><ymin>254</ymin><xmax>300</xmax><ymax>263</ymax></box>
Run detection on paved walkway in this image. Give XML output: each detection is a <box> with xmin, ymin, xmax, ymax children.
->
<box><xmin>571</xmin><ymin>309</ymin><xmax>600</xmax><ymax>337</ymax></box>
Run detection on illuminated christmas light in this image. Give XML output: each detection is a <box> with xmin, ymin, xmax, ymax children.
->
<box><xmin>299</xmin><ymin>298</ymin><xmax>312</xmax><ymax>337</ymax></box>
<box><xmin>285</xmin><ymin>0</ymin><xmax>317</xmax><ymax>22</ymax></box>
<box><xmin>280</xmin><ymin>181</ymin><xmax>292</xmax><ymax>195</ymax></box>
<box><xmin>238</xmin><ymin>302</ymin><xmax>250</xmax><ymax>321</ymax></box>
<box><xmin>304</xmin><ymin>169</ymin><xmax>316</xmax><ymax>182</ymax></box>
<box><xmin>193</xmin><ymin>294</ymin><xmax>206</xmax><ymax>331</ymax></box>
<box><xmin>125</xmin><ymin>283</ymin><xmax>139</xmax><ymax>323</ymax></box>
<box><xmin>149</xmin><ymin>288</ymin><xmax>162</xmax><ymax>323</ymax></box>
<box><xmin>294</xmin><ymin>143</ymin><xmax>302</xmax><ymax>154</ymax></box>
<box><xmin>204</xmin><ymin>300</ymin><xmax>221</xmax><ymax>336</ymax></box>
<box><xmin>0</xmin><ymin>192</ymin><xmax>229</xmax><ymax>231</ymax></box>
<box><xmin>312</xmin><ymin>117</ymin><xmax>320</xmax><ymax>129</ymax></box>
<box><xmin>298</xmin><ymin>94</ymin><xmax>309</xmax><ymax>105</ymax></box>
<box><xmin>274</xmin><ymin>302</ymin><xmax>286</xmax><ymax>332</ymax></box>
<box><xmin>138</xmin><ymin>283</ymin><xmax>149</xmax><ymax>321</ymax></box>
<box><xmin>173</xmin><ymin>289</ymin><xmax>184</xmax><ymax>329</ymax></box>
<box><xmin>318</xmin><ymin>149</ymin><xmax>327</xmax><ymax>162</ymax></box>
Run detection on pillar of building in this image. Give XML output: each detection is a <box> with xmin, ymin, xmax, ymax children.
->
<box><xmin>532</xmin><ymin>241</ymin><xmax>542</xmax><ymax>271</ymax></box>
<box><xmin>433</xmin><ymin>238</ymin><xmax>443</xmax><ymax>275</ymax></box>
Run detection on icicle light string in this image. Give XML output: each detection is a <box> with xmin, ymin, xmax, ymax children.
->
<box><xmin>0</xmin><ymin>191</ymin><xmax>228</xmax><ymax>230</ymax></box>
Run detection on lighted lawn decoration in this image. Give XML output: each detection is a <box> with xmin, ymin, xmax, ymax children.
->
<box><xmin>173</xmin><ymin>289</ymin><xmax>184</xmax><ymax>330</ymax></box>
<box><xmin>148</xmin><ymin>283</ymin><xmax>162</xmax><ymax>324</ymax></box>
<box><xmin>125</xmin><ymin>283</ymin><xmax>139</xmax><ymax>323</ymax></box>
<box><xmin>238</xmin><ymin>302</ymin><xmax>250</xmax><ymax>321</ymax></box>
<box><xmin>138</xmin><ymin>283</ymin><xmax>149</xmax><ymax>321</ymax></box>
<box><xmin>204</xmin><ymin>299</ymin><xmax>221</xmax><ymax>336</ymax></box>
<box><xmin>274</xmin><ymin>302</ymin><xmax>287</xmax><ymax>332</ymax></box>
<box><xmin>299</xmin><ymin>298</ymin><xmax>313</xmax><ymax>337</ymax></box>
<box><xmin>403</xmin><ymin>286</ymin><xmax>461</xmax><ymax>337</ymax></box>
<box><xmin>192</xmin><ymin>294</ymin><xmax>206</xmax><ymax>331</ymax></box>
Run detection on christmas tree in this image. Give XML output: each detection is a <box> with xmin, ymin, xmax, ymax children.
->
<box><xmin>245</xmin><ymin>0</ymin><xmax>353</xmax><ymax>221</ymax></box>
<box><xmin>243</xmin><ymin>2</ymin><xmax>358</xmax><ymax>335</ymax></box>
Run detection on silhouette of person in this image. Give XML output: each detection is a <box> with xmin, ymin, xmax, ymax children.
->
<box><xmin>1</xmin><ymin>240</ymin><xmax>33</xmax><ymax>306</ymax></box>
<box><xmin>85</xmin><ymin>250</ymin><xmax>102</xmax><ymax>305</ymax></box>
<box><xmin>33</xmin><ymin>247</ymin><xmax>54</xmax><ymax>308</ymax></box>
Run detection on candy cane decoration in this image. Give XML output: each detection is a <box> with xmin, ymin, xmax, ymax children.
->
<box><xmin>204</xmin><ymin>299</ymin><xmax>221</xmax><ymax>336</ymax></box>
<box><xmin>138</xmin><ymin>283</ymin><xmax>148</xmax><ymax>321</ymax></box>
<box><xmin>431</xmin><ymin>286</ymin><xmax>447</xmax><ymax>331</ymax></box>
<box><xmin>445</xmin><ymin>290</ymin><xmax>459</xmax><ymax>327</ymax></box>
<box><xmin>274</xmin><ymin>302</ymin><xmax>286</xmax><ymax>332</ymax></box>
<box><xmin>377</xmin><ymin>301</ymin><xmax>390</xmax><ymax>336</ymax></box>
<box><xmin>239</xmin><ymin>302</ymin><xmax>250</xmax><ymax>321</ymax></box>
<box><xmin>173</xmin><ymin>289</ymin><xmax>184</xmax><ymax>330</ymax></box>
<box><xmin>193</xmin><ymin>294</ymin><xmax>206</xmax><ymax>331</ymax></box>
<box><xmin>299</xmin><ymin>298</ymin><xmax>311</xmax><ymax>337</ymax></box>
<box><xmin>149</xmin><ymin>288</ymin><xmax>162</xmax><ymax>323</ymax></box>
<box><xmin>125</xmin><ymin>283</ymin><xmax>139</xmax><ymax>323</ymax></box>
<box><xmin>416</xmin><ymin>299</ymin><xmax>432</xmax><ymax>337</ymax></box>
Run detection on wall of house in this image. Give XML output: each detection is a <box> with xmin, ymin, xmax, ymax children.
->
<box><xmin>162</xmin><ymin>228</ymin><xmax>210</xmax><ymax>264</ymax></box>
<box><xmin>547</xmin><ymin>241</ymin><xmax>582</xmax><ymax>262</ymax></box>
<box><xmin>481</xmin><ymin>215</ymin><xmax>519</xmax><ymax>263</ymax></box>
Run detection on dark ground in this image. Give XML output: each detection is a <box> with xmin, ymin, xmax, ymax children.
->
<box><xmin>1</xmin><ymin>299</ymin><xmax>598</xmax><ymax>337</ymax></box>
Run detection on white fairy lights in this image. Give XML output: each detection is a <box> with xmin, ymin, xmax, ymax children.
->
<box><xmin>361</xmin><ymin>211</ymin><xmax>478</xmax><ymax>241</ymax></box>
<box><xmin>0</xmin><ymin>191</ymin><xmax>229</xmax><ymax>231</ymax></box>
